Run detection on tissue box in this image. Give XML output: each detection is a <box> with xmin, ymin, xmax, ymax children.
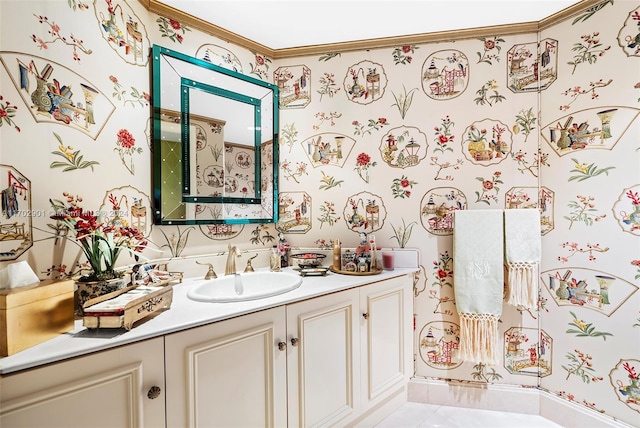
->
<box><xmin>0</xmin><ymin>279</ymin><xmax>75</xmax><ymax>357</ymax></box>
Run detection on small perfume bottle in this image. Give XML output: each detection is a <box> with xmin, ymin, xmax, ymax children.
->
<box><xmin>270</xmin><ymin>246</ymin><xmax>281</xmax><ymax>272</ymax></box>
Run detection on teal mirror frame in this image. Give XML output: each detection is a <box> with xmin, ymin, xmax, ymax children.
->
<box><xmin>151</xmin><ymin>45</ymin><xmax>279</xmax><ymax>225</ymax></box>
<box><xmin>181</xmin><ymin>78</ymin><xmax>262</xmax><ymax>204</ymax></box>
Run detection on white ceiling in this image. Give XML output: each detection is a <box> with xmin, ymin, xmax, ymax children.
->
<box><xmin>158</xmin><ymin>0</ymin><xmax>581</xmax><ymax>50</ymax></box>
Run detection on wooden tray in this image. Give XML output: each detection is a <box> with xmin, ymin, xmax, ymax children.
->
<box><xmin>329</xmin><ymin>267</ymin><xmax>383</xmax><ymax>276</ymax></box>
<box><xmin>82</xmin><ymin>284</ymin><xmax>173</xmax><ymax>330</ymax></box>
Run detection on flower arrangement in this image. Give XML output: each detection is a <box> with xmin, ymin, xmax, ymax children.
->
<box><xmin>49</xmin><ymin>192</ymin><xmax>147</xmax><ymax>282</ymax></box>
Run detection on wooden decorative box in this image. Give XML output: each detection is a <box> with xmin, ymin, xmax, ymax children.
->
<box><xmin>82</xmin><ymin>284</ymin><xmax>173</xmax><ymax>330</ymax></box>
<box><xmin>0</xmin><ymin>279</ymin><xmax>75</xmax><ymax>357</ymax></box>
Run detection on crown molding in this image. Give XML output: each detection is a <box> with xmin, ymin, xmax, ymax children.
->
<box><xmin>143</xmin><ymin>0</ymin><xmax>276</xmax><ymax>57</ymax></box>
<box><xmin>274</xmin><ymin>22</ymin><xmax>540</xmax><ymax>59</ymax></box>
<box><xmin>539</xmin><ymin>0</ymin><xmax>603</xmax><ymax>30</ymax></box>
<box><xmin>141</xmin><ymin>0</ymin><xmax>602</xmax><ymax>59</ymax></box>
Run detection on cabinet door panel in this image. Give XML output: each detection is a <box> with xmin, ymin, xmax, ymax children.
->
<box><xmin>165</xmin><ymin>307</ymin><xmax>287</xmax><ymax>428</ymax></box>
<box><xmin>0</xmin><ymin>337</ymin><xmax>165</xmax><ymax>428</ymax></box>
<box><xmin>361</xmin><ymin>276</ymin><xmax>412</xmax><ymax>404</ymax></box>
<box><xmin>287</xmin><ymin>289</ymin><xmax>360</xmax><ymax>428</ymax></box>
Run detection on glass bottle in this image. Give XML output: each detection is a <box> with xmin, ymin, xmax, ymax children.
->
<box><xmin>270</xmin><ymin>246</ymin><xmax>281</xmax><ymax>272</ymax></box>
<box><xmin>332</xmin><ymin>238</ymin><xmax>342</xmax><ymax>270</ymax></box>
<box><xmin>369</xmin><ymin>235</ymin><xmax>377</xmax><ymax>271</ymax></box>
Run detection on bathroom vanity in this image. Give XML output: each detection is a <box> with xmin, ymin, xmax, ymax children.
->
<box><xmin>0</xmin><ymin>267</ymin><xmax>415</xmax><ymax>427</ymax></box>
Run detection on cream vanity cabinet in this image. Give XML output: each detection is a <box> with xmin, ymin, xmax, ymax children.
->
<box><xmin>0</xmin><ymin>337</ymin><xmax>166</xmax><ymax>428</ymax></box>
<box><xmin>286</xmin><ymin>288</ymin><xmax>361</xmax><ymax>428</ymax></box>
<box><xmin>0</xmin><ymin>274</ymin><xmax>413</xmax><ymax>428</ymax></box>
<box><xmin>164</xmin><ymin>306</ymin><xmax>289</xmax><ymax>427</ymax></box>
<box><xmin>164</xmin><ymin>274</ymin><xmax>412</xmax><ymax>428</ymax></box>
<box><xmin>163</xmin><ymin>291</ymin><xmax>360</xmax><ymax>428</ymax></box>
<box><xmin>356</xmin><ymin>275</ymin><xmax>413</xmax><ymax>425</ymax></box>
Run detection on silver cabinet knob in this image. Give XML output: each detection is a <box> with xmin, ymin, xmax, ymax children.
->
<box><xmin>290</xmin><ymin>337</ymin><xmax>299</xmax><ymax>347</ymax></box>
<box><xmin>278</xmin><ymin>341</ymin><xmax>286</xmax><ymax>351</ymax></box>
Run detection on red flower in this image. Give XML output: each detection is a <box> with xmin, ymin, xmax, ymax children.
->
<box><xmin>356</xmin><ymin>152</ymin><xmax>371</xmax><ymax>166</ymax></box>
<box><xmin>109</xmin><ymin>75</ymin><xmax>118</xmax><ymax>84</ymax></box>
<box><xmin>0</xmin><ymin>109</ymin><xmax>6</xmax><ymax>118</ymax></box>
<box><xmin>438</xmin><ymin>135</ymin><xmax>448</xmax><ymax>143</ymax></box>
<box><xmin>400</xmin><ymin>179</ymin><xmax>410</xmax><ymax>188</ymax></box>
<box><xmin>255</xmin><ymin>55</ymin><xmax>265</xmax><ymax>66</ymax></box>
<box><xmin>169</xmin><ymin>19</ymin><xmax>181</xmax><ymax>30</ymax></box>
<box><xmin>378</xmin><ymin>117</ymin><xmax>387</xmax><ymax>124</ymax></box>
<box><xmin>482</xmin><ymin>180</ymin><xmax>494</xmax><ymax>190</ymax></box>
<box><xmin>117</xmin><ymin>129</ymin><xmax>135</xmax><ymax>149</ymax></box>
<box><xmin>484</xmin><ymin>40</ymin><xmax>496</xmax><ymax>50</ymax></box>
<box><xmin>402</xmin><ymin>45</ymin><xmax>412</xmax><ymax>53</ymax></box>
<box><xmin>437</xmin><ymin>269</ymin><xmax>448</xmax><ymax>279</ymax></box>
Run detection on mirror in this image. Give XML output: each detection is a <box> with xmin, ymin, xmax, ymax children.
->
<box><xmin>151</xmin><ymin>45</ymin><xmax>279</xmax><ymax>224</ymax></box>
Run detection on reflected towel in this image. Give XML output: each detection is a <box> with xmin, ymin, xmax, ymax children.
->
<box><xmin>504</xmin><ymin>209</ymin><xmax>541</xmax><ymax>310</ymax></box>
<box><xmin>453</xmin><ymin>209</ymin><xmax>503</xmax><ymax>365</ymax></box>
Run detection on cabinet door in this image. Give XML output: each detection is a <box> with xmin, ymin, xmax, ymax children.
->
<box><xmin>286</xmin><ymin>288</ymin><xmax>360</xmax><ymax>428</ymax></box>
<box><xmin>165</xmin><ymin>306</ymin><xmax>287</xmax><ymax>428</ymax></box>
<box><xmin>0</xmin><ymin>337</ymin><xmax>165</xmax><ymax>428</ymax></box>
<box><xmin>360</xmin><ymin>276</ymin><xmax>413</xmax><ymax>407</ymax></box>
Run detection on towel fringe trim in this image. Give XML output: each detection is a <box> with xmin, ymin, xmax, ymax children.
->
<box><xmin>456</xmin><ymin>312</ymin><xmax>500</xmax><ymax>366</ymax></box>
<box><xmin>506</xmin><ymin>261</ymin><xmax>538</xmax><ymax>310</ymax></box>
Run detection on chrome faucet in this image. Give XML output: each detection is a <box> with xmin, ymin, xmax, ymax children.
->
<box><xmin>225</xmin><ymin>244</ymin><xmax>242</xmax><ymax>275</ymax></box>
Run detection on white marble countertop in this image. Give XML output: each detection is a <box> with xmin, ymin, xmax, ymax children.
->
<box><xmin>0</xmin><ymin>266</ymin><xmax>417</xmax><ymax>375</ymax></box>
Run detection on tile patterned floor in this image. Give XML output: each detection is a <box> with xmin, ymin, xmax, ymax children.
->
<box><xmin>374</xmin><ymin>402</ymin><xmax>563</xmax><ymax>427</ymax></box>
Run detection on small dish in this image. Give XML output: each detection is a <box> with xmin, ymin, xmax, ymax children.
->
<box><xmin>290</xmin><ymin>252</ymin><xmax>327</xmax><ymax>268</ymax></box>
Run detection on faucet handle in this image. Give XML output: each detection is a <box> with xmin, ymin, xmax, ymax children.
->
<box><xmin>196</xmin><ymin>261</ymin><xmax>218</xmax><ymax>280</ymax></box>
<box><xmin>244</xmin><ymin>254</ymin><xmax>258</xmax><ymax>272</ymax></box>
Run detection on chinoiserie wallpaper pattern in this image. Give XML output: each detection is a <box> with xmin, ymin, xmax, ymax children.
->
<box><xmin>0</xmin><ymin>0</ymin><xmax>638</xmax><ymax>425</ymax></box>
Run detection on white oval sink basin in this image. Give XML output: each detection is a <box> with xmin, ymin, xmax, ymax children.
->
<box><xmin>187</xmin><ymin>271</ymin><xmax>303</xmax><ymax>303</ymax></box>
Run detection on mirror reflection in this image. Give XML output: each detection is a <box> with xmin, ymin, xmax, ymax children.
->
<box><xmin>152</xmin><ymin>45</ymin><xmax>279</xmax><ymax>225</ymax></box>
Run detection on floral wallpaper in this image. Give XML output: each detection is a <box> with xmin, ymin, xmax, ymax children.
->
<box><xmin>0</xmin><ymin>0</ymin><xmax>638</xmax><ymax>425</ymax></box>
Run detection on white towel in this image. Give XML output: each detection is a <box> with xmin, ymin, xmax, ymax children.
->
<box><xmin>504</xmin><ymin>209</ymin><xmax>541</xmax><ymax>310</ymax></box>
<box><xmin>453</xmin><ymin>209</ymin><xmax>504</xmax><ymax>365</ymax></box>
